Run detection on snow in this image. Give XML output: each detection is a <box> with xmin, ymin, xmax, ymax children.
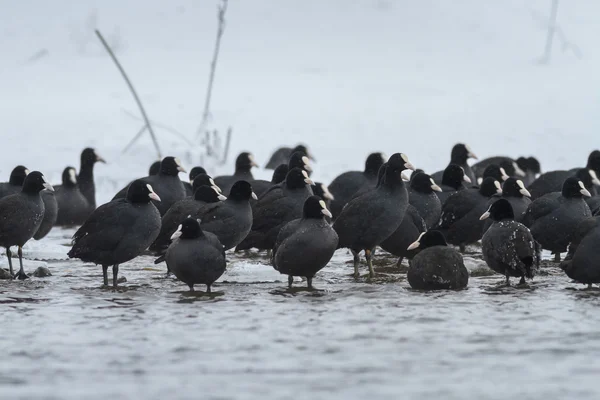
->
<box><xmin>2</xmin><ymin>0</ymin><xmax>599</xmax><ymax>207</ymax></box>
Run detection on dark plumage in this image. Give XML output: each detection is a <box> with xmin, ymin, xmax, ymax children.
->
<box><xmin>184</xmin><ymin>166</ymin><xmax>208</xmax><ymax>196</ymax></box>
<box><xmin>482</xmin><ymin>178</ymin><xmax>532</xmax><ymax>233</ymax></box>
<box><xmin>0</xmin><ymin>171</ymin><xmax>52</xmax><ymax>279</ymax></box>
<box><xmin>77</xmin><ymin>148</ymin><xmax>105</xmax><ymax>211</ymax></box>
<box><xmin>68</xmin><ymin>180</ymin><xmax>162</xmax><ymax>287</ymax></box>
<box><xmin>191</xmin><ymin>173</ymin><xmax>221</xmax><ymax>196</ymax></box>
<box><xmin>55</xmin><ymin>167</ymin><xmax>90</xmax><ymax>226</ymax></box>
<box><xmin>587</xmin><ymin>196</ymin><xmax>600</xmax><ymax>215</ymax></box>
<box><xmin>436</xmin><ymin>164</ymin><xmax>471</xmax><ymax>205</ymax></box>
<box><xmin>430</xmin><ymin>143</ymin><xmax>478</xmax><ymax>184</ymax></box>
<box><xmin>191</xmin><ymin>180</ymin><xmax>256</xmax><ymax>250</ymax></box>
<box><xmin>406</xmin><ymin>230</ymin><xmax>468</xmax><ymax>290</ymax></box>
<box><xmin>434</xmin><ymin>177</ymin><xmax>502</xmax><ymax>252</ymax></box>
<box><xmin>0</xmin><ymin>165</ymin><xmax>29</xmax><ymax>199</ymax></box>
<box><xmin>265</xmin><ymin>144</ymin><xmax>315</xmax><ymax>170</ymax></box>
<box><xmin>235</xmin><ymin>168</ymin><xmax>314</xmax><ymax>251</ymax></box>
<box><xmin>214</xmin><ymin>152</ymin><xmax>258</xmax><ymax>194</ymax></box>
<box><xmin>472</xmin><ymin>157</ymin><xmax>526</xmax><ymax>180</ymax></box>
<box><xmin>408</xmin><ymin>172</ymin><xmax>442</xmax><ymax>228</ymax></box>
<box><xmin>528</xmin><ymin>168</ymin><xmax>599</xmax><ymax>200</ymax></box>
<box><xmin>516</xmin><ymin>156</ymin><xmax>542</xmax><ymax>186</ymax></box>
<box><xmin>329</xmin><ymin>152</ymin><xmax>386</xmax><ymax>219</ymax></box>
<box><xmin>251</xmin><ymin>164</ymin><xmax>289</xmax><ymax>198</ymax></box>
<box><xmin>560</xmin><ymin>217</ymin><xmax>600</xmax><ymax>288</ymax></box>
<box><xmin>480</xmin><ymin>199</ymin><xmax>538</xmax><ymax>285</ymax></box>
<box><xmin>164</xmin><ymin>218</ymin><xmax>226</xmax><ymax>293</ymax></box>
<box><xmin>481</xmin><ymin>164</ymin><xmax>510</xmax><ymax>183</ymax></box>
<box><xmin>333</xmin><ymin>153</ymin><xmax>415</xmax><ymax>278</ymax></box>
<box><xmin>380</xmin><ymin>204</ymin><xmax>427</xmax><ymax>264</ymax></box>
<box><xmin>33</xmin><ymin>190</ymin><xmax>58</xmax><ymax>240</ymax></box>
<box><xmin>311</xmin><ymin>182</ymin><xmax>335</xmax><ymax>213</ymax></box>
<box><xmin>523</xmin><ymin>177</ymin><xmax>592</xmax><ymax>260</ymax></box>
<box><xmin>272</xmin><ymin>196</ymin><xmax>338</xmax><ymax>288</ymax></box>
<box><xmin>150</xmin><ymin>185</ymin><xmax>226</xmax><ymax>253</ymax></box>
<box><xmin>148</xmin><ymin>161</ymin><xmax>161</xmax><ymax>176</ymax></box>
<box><xmin>112</xmin><ymin>156</ymin><xmax>187</xmax><ymax>216</ymax></box>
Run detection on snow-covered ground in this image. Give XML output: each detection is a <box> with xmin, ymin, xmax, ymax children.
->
<box><xmin>2</xmin><ymin>0</ymin><xmax>599</xmax><ymax>206</ymax></box>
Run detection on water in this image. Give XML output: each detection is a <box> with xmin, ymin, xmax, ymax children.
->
<box><xmin>1</xmin><ymin>228</ymin><xmax>599</xmax><ymax>400</ymax></box>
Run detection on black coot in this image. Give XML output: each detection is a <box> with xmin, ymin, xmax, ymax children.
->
<box><xmin>472</xmin><ymin>157</ymin><xmax>525</xmax><ymax>180</ymax></box>
<box><xmin>482</xmin><ymin>178</ymin><xmax>531</xmax><ymax>233</ymax></box>
<box><xmin>192</xmin><ymin>180</ymin><xmax>256</xmax><ymax>250</ymax></box>
<box><xmin>333</xmin><ymin>153</ymin><xmax>415</xmax><ymax>278</ymax></box>
<box><xmin>516</xmin><ymin>156</ymin><xmax>542</xmax><ymax>186</ymax></box>
<box><xmin>77</xmin><ymin>148</ymin><xmax>106</xmax><ymax>211</ymax></box>
<box><xmin>251</xmin><ymin>164</ymin><xmax>289</xmax><ymax>198</ymax></box>
<box><xmin>165</xmin><ymin>217</ymin><xmax>226</xmax><ymax>293</ymax></box>
<box><xmin>587</xmin><ymin>196</ymin><xmax>600</xmax><ymax>215</ymax></box>
<box><xmin>214</xmin><ymin>152</ymin><xmax>258</xmax><ymax>194</ymax></box>
<box><xmin>148</xmin><ymin>161</ymin><xmax>161</xmax><ymax>176</ymax></box>
<box><xmin>406</xmin><ymin>230</ymin><xmax>468</xmax><ymax>290</ymax></box>
<box><xmin>328</xmin><ymin>152</ymin><xmax>386</xmax><ymax>219</ymax></box>
<box><xmin>235</xmin><ymin>168</ymin><xmax>314</xmax><ymax>251</ymax></box>
<box><xmin>190</xmin><ymin>173</ymin><xmax>221</xmax><ymax>197</ymax></box>
<box><xmin>0</xmin><ymin>171</ymin><xmax>53</xmax><ymax>279</ymax></box>
<box><xmin>112</xmin><ymin>156</ymin><xmax>187</xmax><ymax>216</ymax></box>
<box><xmin>434</xmin><ymin>177</ymin><xmax>502</xmax><ymax>252</ymax></box>
<box><xmin>272</xmin><ymin>196</ymin><xmax>338</xmax><ymax>288</ymax></box>
<box><xmin>380</xmin><ymin>204</ymin><xmax>427</xmax><ymax>265</ymax></box>
<box><xmin>430</xmin><ymin>143</ymin><xmax>478</xmax><ymax>184</ymax></box>
<box><xmin>183</xmin><ymin>166</ymin><xmax>207</xmax><ymax>196</ymax></box>
<box><xmin>560</xmin><ymin>216</ymin><xmax>600</xmax><ymax>288</ymax></box>
<box><xmin>265</xmin><ymin>144</ymin><xmax>314</xmax><ymax>170</ymax></box>
<box><xmin>480</xmin><ymin>164</ymin><xmax>510</xmax><ymax>183</ymax></box>
<box><xmin>408</xmin><ymin>172</ymin><xmax>442</xmax><ymax>228</ymax></box>
<box><xmin>55</xmin><ymin>167</ymin><xmax>90</xmax><ymax>226</ymax></box>
<box><xmin>311</xmin><ymin>182</ymin><xmax>335</xmax><ymax>213</ymax></box>
<box><xmin>523</xmin><ymin>177</ymin><xmax>592</xmax><ymax>261</ymax></box>
<box><xmin>436</xmin><ymin>164</ymin><xmax>471</xmax><ymax>205</ymax></box>
<box><xmin>33</xmin><ymin>189</ymin><xmax>59</xmax><ymax>240</ymax></box>
<box><xmin>480</xmin><ymin>199</ymin><xmax>538</xmax><ymax>285</ymax></box>
<box><xmin>0</xmin><ymin>165</ymin><xmax>29</xmax><ymax>199</ymax></box>
<box><xmin>150</xmin><ymin>185</ymin><xmax>226</xmax><ymax>253</ymax></box>
<box><xmin>68</xmin><ymin>180</ymin><xmax>162</xmax><ymax>287</ymax></box>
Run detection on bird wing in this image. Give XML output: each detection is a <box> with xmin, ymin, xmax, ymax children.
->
<box><xmin>522</xmin><ymin>193</ymin><xmax>560</xmax><ymax>227</ymax></box>
<box><xmin>435</xmin><ymin>190</ymin><xmax>478</xmax><ymax>229</ymax></box>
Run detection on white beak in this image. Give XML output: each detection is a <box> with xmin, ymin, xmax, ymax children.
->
<box><xmin>251</xmin><ymin>192</ymin><xmax>258</xmax><ymax>200</ymax></box>
<box><xmin>431</xmin><ymin>184</ymin><xmax>442</xmax><ymax>192</ymax></box>
<box><xmin>69</xmin><ymin>169</ymin><xmax>77</xmax><ymax>185</ymax></box>
<box><xmin>513</xmin><ymin>162</ymin><xmax>526</xmax><ymax>177</ymax></box>
<box><xmin>43</xmin><ymin>182</ymin><xmax>54</xmax><ymax>192</ymax></box>
<box><xmin>407</xmin><ymin>240</ymin><xmax>420</xmax><ymax>251</ymax></box>
<box><xmin>147</xmin><ymin>184</ymin><xmax>161</xmax><ymax>201</ymax></box>
<box><xmin>499</xmin><ymin>168</ymin><xmax>509</xmax><ymax>181</ymax></box>
<box><xmin>589</xmin><ymin>170</ymin><xmax>600</xmax><ymax>186</ymax></box>
<box><xmin>463</xmin><ymin>175</ymin><xmax>472</xmax><ymax>184</ymax></box>
<box><xmin>218</xmin><ymin>194</ymin><xmax>228</xmax><ymax>201</ymax></box>
<box><xmin>580</xmin><ymin>188</ymin><xmax>592</xmax><ymax>197</ymax></box>
<box><xmin>170</xmin><ymin>225</ymin><xmax>183</xmax><ymax>240</ymax></box>
<box><xmin>321</xmin><ymin>208</ymin><xmax>333</xmax><ymax>218</ymax></box>
<box><xmin>479</xmin><ymin>211</ymin><xmax>491</xmax><ymax>220</ymax></box>
<box><xmin>401</xmin><ymin>172</ymin><xmax>410</xmax><ymax>181</ymax></box>
<box><xmin>519</xmin><ymin>188</ymin><xmax>532</xmax><ymax>197</ymax></box>
<box><xmin>305</xmin><ymin>177</ymin><xmax>315</xmax><ymax>185</ymax></box>
<box><xmin>175</xmin><ymin>158</ymin><xmax>186</xmax><ymax>173</ymax></box>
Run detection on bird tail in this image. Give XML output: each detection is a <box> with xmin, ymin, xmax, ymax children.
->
<box><xmin>154</xmin><ymin>254</ymin><xmax>166</xmax><ymax>264</ymax></box>
<box><xmin>520</xmin><ymin>256</ymin><xmax>534</xmax><ymax>278</ymax></box>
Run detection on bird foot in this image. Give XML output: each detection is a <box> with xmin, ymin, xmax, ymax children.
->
<box><xmin>13</xmin><ymin>270</ymin><xmax>29</xmax><ymax>280</ymax></box>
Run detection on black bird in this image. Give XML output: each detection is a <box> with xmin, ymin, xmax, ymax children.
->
<box><xmin>190</xmin><ymin>173</ymin><xmax>221</xmax><ymax>197</ymax></box>
<box><xmin>480</xmin><ymin>199</ymin><xmax>538</xmax><ymax>285</ymax></box>
<box><xmin>272</xmin><ymin>196</ymin><xmax>338</xmax><ymax>288</ymax></box>
<box><xmin>76</xmin><ymin>148</ymin><xmax>106</xmax><ymax>211</ymax></box>
<box><xmin>112</xmin><ymin>156</ymin><xmax>187</xmax><ymax>216</ymax></box>
<box><xmin>516</xmin><ymin>156</ymin><xmax>542</xmax><ymax>186</ymax></box>
<box><xmin>0</xmin><ymin>171</ymin><xmax>53</xmax><ymax>279</ymax></box>
<box><xmin>214</xmin><ymin>152</ymin><xmax>258</xmax><ymax>194</ymax></box>
<box><xmin>184</xmin><ymin>166</ymin><xmax>208</xmax><ymax>197</ymax></box>
<box><xmin>560</xmin><ymin>216</ymin><xmax>600</xmax><ymax>288</ymax></box>
<box><xmin>251</xmin><ymin>164</ymin><xmax>289</xmax><ymax>198</ymax></box>
<box><xmin>436</xmin><ymin>164</ymin><xmax>472</xmax><ymax>205</ymax></box>
<box><xmin>192</xmin><ymin>180</ymin><xmax>256</xmax><ymax>250</ymax></box>
<box><xmin>328</xmin><ymin>152</ymin><xmax>386</xmax><ymax>219</ymax></box>
<box><xmin>33</xmin><ymin>188</ymin><xmax>58</xmax><ymax>240</ymax></box>
<box><xmin>380</xmin><ymin>204</ymin><xmax>427</xmax><ymax>265</ymax></box>
<box><xmin>523</xmin><ymin>177</ymin><xmax>592</xmax><ymax>261</ymax></box>
<box><xmin>164</xmin><ymin>217</ymin><xmax>226</xmax><ymax>293</ymax></box>
<box><xmin>587</xmin><ymin>196</ymin><xmax>600</xmax><ymax>215</ymax></box>
<box><xmin>148</xmin><ymin>161</ymin><xmax>161</xmax><ymax>176</ymax></box>
<box><xmin>235</xmin><ymin>168</ymin><xmax>314</xmax><ymax>251</ymax></box>
<box><xmin>480</xmin><ymin>164</ymin><xmax>510</xmax><ymax>184</ymax></box>
<box><xmin>55</xmin><ymin>167</ymin><xmax>90</xmax><ymax>226</ymax></box>
<box><xmin>472</xmin><ymin>157</ymin><xmax>525</xmax><ymax>180</ymax></box>
<box><xmin>406</xmin><ymin>230</ymin><xmax>469</xmax><ymax>290</ymax></box>
<box><xmin>434</xmin><ymin>177</ymin><xmax>502</xmax><ymax>252</ymax></box>
<box><xmin>0</xmin><ymin>165</ymin><xmax>29</xmax><ymax>199</ymax></box>
<box><xmin>286</xmin><ymin>151</ymin><xmax>313</xmax><ymax>176</ymax></box>
<box><xmin>430</xmin><ymin>143</ymin><xmax>478</xmax><ymax>184</ymax></box>
<box><xmin>311</xmin><ymin>182</ymin><xmax>335</xmax><ymax>212</ymax></box>
<box><xmin>408</xmin><ymin>172</ymin><xmax>442</xmax><ymax>228</ymax></box>
<box><xmin>482</xmin><ymin>178</ymin><xmax>531</xmax><ymax>233</ymax></box>
<box><xmin>265</xmin><ymin>144</ymin><xmax>315</xmax><ymax>170</ymax></box>
<box><xmin>68</xmin><ymin>180</ymin><xmax>162</xmax><ymax>287</ymax></box>
<box><xmin>150</xmin><ymin>185</ymin><xmax>225</xmax><ymax>254</ymax></box>
<box><xmin>333</xmin><ymin>153</ymin><xmax>415</xmax><ymax>278</ymax></box>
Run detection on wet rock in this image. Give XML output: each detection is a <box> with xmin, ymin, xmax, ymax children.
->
<box><xmin>0</xmin><ymin>268</ymin><xmax>12</xmax><ymax>280</ymax></box>
<box><xmin>32</xmin><ymin>266</ymin><xmax>52</xmax><ymax>277</ymax></box>
<box><xmin>118</xmin><ymin>276</ymin><xmax>127</xmax><ymax>284</ymax></box>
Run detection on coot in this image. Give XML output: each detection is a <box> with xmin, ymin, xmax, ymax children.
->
<box><xmin>214</xmin><ymin>152</ymin><xmax>258</xmax><ymax>194</ymax></box>
<box><xmin>55</xmin><ymin>167</ymin><xmax>90</xmax><ymax>226</ymax></box>
<box><xmin>408</xmin><ymin>172</ymin><xmax>442</xmax><ymax>228</ymax></box>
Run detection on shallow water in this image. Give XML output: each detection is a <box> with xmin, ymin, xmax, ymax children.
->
<box><xmin>1</xmin><ymin>228</ymin><xmax>599</xmax><ymax>400</ymax></box>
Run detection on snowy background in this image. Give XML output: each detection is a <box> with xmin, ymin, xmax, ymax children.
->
<box><xmin>1</xmin><ymin>0</ymin><xmax>598</xmax><ymax>205</ymax></box>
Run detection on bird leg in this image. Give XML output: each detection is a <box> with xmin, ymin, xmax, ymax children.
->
<box><xmin>351</xmin><ymin>250</ymin><xmax>360</xmax><ymax>279</ymax></box>
<box><xmin>519</xmin><ymin>276</ymin><xmax>526</xmax><ymax>286</ymax></box>
<box><xmin>206</xmin><ymin>284</ymin><xmax>212</xmax><ymax>294</ymax></box>
<box><xmin>188</xmin><ymin>284</ymin><xmax>195</xmax><ymax>292</ymax></box>
<box><xmin>588</xmin><ymin>283</ymin><xmax>593</xmax><ymax>290</ymax></box>
<box><xmin>365</xmin><ymin>248</ymin><xmax>375</xmax><ymax>279</ymax></box>
<box><xmin>102</xmin><ymin>265</ymin><xmax>109</xmax><ymax>286</ymax></box>
<box><xmin>6</xmin><ymin>247</ymin><xmax>13</xmax><ymax>277</ymax></box>
<box><xmin>14</xmin><ymin>246</ymin><xmax>28</xmax><ymax>280</ymax></box>
<box><xmin>306</xmin><ymin>276</ymin><xmax>313</xmax><ymax>289</ymax></box>
<box><xmin>459</xmin><ymin>244</ymin><xmax>466</xmax><ymax>253</ymax></box>
<box><xmin>288</xmin><ymin>275</ymin><xmax>293</xmax><ymax>288</ymax></box>
<box><xmin>112</xmin><ymin>264</ymin><xmax>119</xmax><ymax>287</ymax></box>
<box><xmin>554</xmin><ymin>253</ymin><xmax>561</xmax><ymax>262</ymax></box>
<box><xmin>505</xmin><ymin>274</ymin><xmax>510</xmax><ymax>286</ymax></box>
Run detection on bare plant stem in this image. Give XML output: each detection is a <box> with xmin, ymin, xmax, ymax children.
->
<box><xmin>95</xmin><ymin>29</ymin><xmax>162</xmax><ymax>159</ymax></box>
<box><xmin>121</xmin><ymin>109</ymin><xmax>194</xmax><ymax>146</ymax></box>
<box><xmin>222</xmin><ymin>127</ymin><xmax>232</xmax><ymax>165</ymax></box>
<box><xmin>541</xmin><ymin>0</ymin><xmax>559</xmax><ymax>64</ymax></box>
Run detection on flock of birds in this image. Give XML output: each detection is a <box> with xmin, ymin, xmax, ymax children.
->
<box><xmin>1</xmin><ymin>144</ymin><xmax>599</xmax><ymax>292</ymax></box>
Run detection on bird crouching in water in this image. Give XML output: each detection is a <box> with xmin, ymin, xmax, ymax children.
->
<box><xmin>333</xmin><ymin>153</ymin><xmax>415</xmax><ymax>279</ymax></box>
<box><xmin>68</xmin><ymin>180</ymin><xmax>162</xmax><ymax>287</ymax></box>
